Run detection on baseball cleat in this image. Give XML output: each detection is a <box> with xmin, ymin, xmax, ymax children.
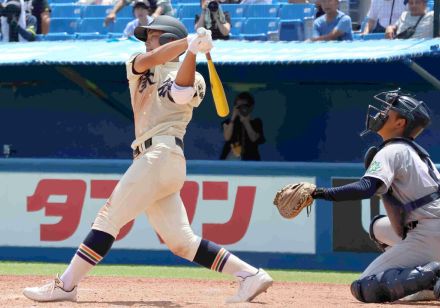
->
<box><xmin>23</xmin><ymin>275</ymin><xmax>77</xmax><ymax>302</ymax></box>
<box><xmin>226</xmin><ymin>268</ymin><xmax>273</xmax><ymax>303</ymax></box>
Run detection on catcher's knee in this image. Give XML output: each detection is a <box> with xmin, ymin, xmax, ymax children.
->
<box><xmin>369</xmin><ymin>214</ymin><xmax>389</xmax><ymax>252</ymax></box>
<box><xmin>351</xmin><ymin>262</ymin><xmax>440</xmax><ymax>303</ymax></box>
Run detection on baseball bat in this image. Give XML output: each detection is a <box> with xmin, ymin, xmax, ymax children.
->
<box><xmin>205</xmin><ymin>52</ymin><xmax>229</xmax><ymax>117</ymax></box>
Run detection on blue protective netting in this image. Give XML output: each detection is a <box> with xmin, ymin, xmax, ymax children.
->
<box><xmin>0</xmin><ymin>38</ymin><xmax>439</xmax><ymax>66</ymax></box>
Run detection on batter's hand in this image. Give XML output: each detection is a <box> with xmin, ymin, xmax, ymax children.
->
<box><xmin>187</xmin><ymin>28</ymin><xmax>213</xmax><ymax>54</ymax></box>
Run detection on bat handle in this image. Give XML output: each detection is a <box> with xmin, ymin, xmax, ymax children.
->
<box><xmin>205</xmin><ymin>52</ymin><xmax>212</xmax><ymax>61</ymax></box>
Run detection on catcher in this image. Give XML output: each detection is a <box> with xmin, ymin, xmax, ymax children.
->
<box><xmin>274</xmin><ymin>90</ymin><xmax>440</xmax><ymax>303</ymax></box>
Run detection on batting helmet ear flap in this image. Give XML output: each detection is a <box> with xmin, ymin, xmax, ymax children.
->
<box><xmin>159</xmin><ymin>32</ymin><xmax>179</xmax><ymax>45</ymax></box>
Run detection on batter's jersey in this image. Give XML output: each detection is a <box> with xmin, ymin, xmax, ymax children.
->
<box><xmin>364</xmin><ymin>141</ymin><xmax>440</xmax><ymax>222</ymax></box>
<box><xmin>126</xmin><ymin>53</ymin><xmax>206</xmax><ymax>150</ymax></box>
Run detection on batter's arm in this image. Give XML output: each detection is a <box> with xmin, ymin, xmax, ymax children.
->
<box><xmin>133</xmin><ymin>38</ymin><xmax>188</xmax><ymax>73</ymax></box>
<box><xmin>175</xmin><ymin>50</ymin><xmax>196</xmax><ymax>87</ymax></box>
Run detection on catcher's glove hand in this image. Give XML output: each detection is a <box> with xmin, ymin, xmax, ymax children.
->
<box><xmin>273</xmin><ymin>182</ymin><xmax>316</xmax><ymax>219</ymax></box>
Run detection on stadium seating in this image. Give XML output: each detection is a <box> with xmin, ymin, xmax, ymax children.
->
<box><xmin>279</xmin><ymin>19</ymin><xmax>303</xmax><ymax>41</ymax></box>
<box><xmin>230</xmin><ymin>17</ymin><xmax>245</xmax><ymax>39</ymax></box>
<box><xmin>221</xmin><ymin>4</ymin><xmax>245</xmax><ymax>18</ymax></box>
<box><xmin>78</xmin><ymin>17</ymin><xmax>132</xmax><ymax>34</ymax></box>
<box><xmin>181</xmin><ymin>17</ymin><xmax>196</xmax><ymax>33</ymax></box>
<box><xmin>278</xmin><ymin>3</ymin><xmax>315</xmax><ymax>20</ymax></box>
<box><xmin>177</xmin><ymin>4</ymin><xmax>200</xmax><ymax>19</ymax></box>
<box><xmin>51</xmin><ymin>4</ymin><xmax>82</xmax><ymax>18</ymax></box>
<box><xmin>244</xmin><ymin>4</ymin><xmax>279</xmax><ymax>18</ymax></box>
<box><xmin>76</xmin><ymin>33</ymin><xmax>108</xmax><ymax>40</ymax></box>
<box><xmin>242</xmin><ymin>17</ymin><xmax>280</xmax><ymax>41</ymax></box>
<box><xmin>37</xmin><ymin>33</ymin><xmax>76</xmax><ymax>41</ymax></box>
<box><xmin>50</xmin><ymin>18</ymin><xmax>80</xmax><ymax>34</ymax></box>
<box><xmin>81</xmin><ymin>5</ymin><xmax>113</xmax><ymax>18</ymax></box>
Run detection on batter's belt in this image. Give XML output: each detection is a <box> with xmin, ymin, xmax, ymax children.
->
<box><xmin>133</xmin><ymin>136</ymin><xmax>184</xmax><ymax>158</ymax></box>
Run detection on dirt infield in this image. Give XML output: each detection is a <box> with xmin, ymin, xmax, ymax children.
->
<box><xmin>0</xmin><ymin>275</ymin><xmax>436</xmax><ymax>307</ymax></box>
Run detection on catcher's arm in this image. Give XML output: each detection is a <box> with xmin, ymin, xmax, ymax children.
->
<box><xmin>273</xmin><ymin>177</ymin><xmax>384</xmax><ymax>219</ymax></box>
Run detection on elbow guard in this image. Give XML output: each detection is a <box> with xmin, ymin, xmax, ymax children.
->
<box><xmin>171</xmin><ymin>82</ymin><xmax>196</xmax><ymax>105</ymax></box>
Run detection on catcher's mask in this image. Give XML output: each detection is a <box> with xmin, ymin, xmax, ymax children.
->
<box><xmin>360</xmin><ymin>89</ymin><xmax>431</xmax><ymax>138</ymax></box>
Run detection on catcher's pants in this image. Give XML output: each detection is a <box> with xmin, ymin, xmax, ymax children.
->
<box><xmin>361</xmin><ymin>217</ymin><xmax>440</xmax><ymax>279</ymax></box>
<box><xmin>92</xmin><ymin>136</ymin><xmax>201</xmax><ymax>261</ymax></box>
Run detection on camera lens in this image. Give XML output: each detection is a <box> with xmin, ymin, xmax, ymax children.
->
<box><xmin>208</xmin><ymin>1</ymin><xmax>218</xmax><ymax>12</ymax></box>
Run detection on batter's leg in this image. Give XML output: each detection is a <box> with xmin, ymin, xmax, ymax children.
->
<box><xmin>146</xmin><ymin>192</ymin><xmax>273</xmax><ymax>302</ymax></box>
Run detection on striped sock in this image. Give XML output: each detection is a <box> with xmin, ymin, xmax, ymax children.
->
<box><xmin>76</xmin><ymin>243</ymin><xmax>103</xmax><ymax>265</ymax></box>
<box><xmin>193</xmin><ymin>239</ymin><xmax>257</xmax><ymax>278</ymax></box>
<box><xmin>60</xmin><ymin>229</ymin><xmax>114</xmax><ymax>291</ymax></box>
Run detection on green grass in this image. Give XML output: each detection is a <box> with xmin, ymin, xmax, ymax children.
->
<box><xmin>0</xmin><ymin>262</ymin><xmax>359</xmax><ymax>284</ymax></box>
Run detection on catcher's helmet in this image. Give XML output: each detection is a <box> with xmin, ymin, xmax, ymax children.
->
<box><xmin>134</xmin><ymin>15</ymin><xmax>188</xmax><ymax>45</ymax></box>
<box><xmin>361</xmin><ymin>89</ymin><xmax>431</xmax><ymax>138</ymax></box>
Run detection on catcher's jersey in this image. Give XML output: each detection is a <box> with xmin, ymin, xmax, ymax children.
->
<box><xmin>365</xmin><ymin>141</ymin><xmax>440</xmax><ymax>222</ymax></box>
<box><xmin>126</xmin><ymin>53</ymin><xmax>206</xmax><ymax>150</ymax></box>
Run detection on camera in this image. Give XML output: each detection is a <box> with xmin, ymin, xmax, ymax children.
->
<box><xmin>207</xmin><ymin>0</ymin><xmax>219</xmax><ymax>12</ymax></box>
<box><xmin>0</xmin><ymin>1</ymin><xmax>21</xmax><ymax>23</ymax></box>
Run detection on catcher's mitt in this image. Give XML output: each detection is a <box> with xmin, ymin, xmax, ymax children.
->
<box><xmin>273</xmin><ymin>182</ymin><xmax>316</xmax><ymax>219</ymax></box>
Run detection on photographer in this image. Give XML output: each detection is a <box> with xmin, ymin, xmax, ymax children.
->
<box><xmin>385</xmin><ymin>0</ymin><xmax>433</xmax><ymax>39</ymax></box>
<box><xmin>195</xmin><ymin>0</ymin><xmax>230</xmax><ymax>40</ymax></box>
<box><xmin>1</xmin><ymin>0</ymin><xmax>36</xmax><ymax>42</ymax></box>
<box><xmin>220</xmin><ymin>92</ymin><xmax>265</xmax><ymax>161</ymax></box>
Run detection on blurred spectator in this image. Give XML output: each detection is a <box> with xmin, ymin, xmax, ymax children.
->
<box><xmin>105</xmin><ymin>0</ymin><xmax>173</xmax><ymax>27</ymax></box>
<box><xmin>0</xmin><ymin>0</ymin><xmax>36</xmax><ymax>42</ymax></box>
<box><xmin>195</xmin><ymin>0</ymin><xmax>230</xmax><ymax>40</ymax></box>
<box><xmin>29</xmin><ymin>0</ymin><xmax>50</xmax><ymax>34</ymax></box>
<box><xmin>385</xmin><ymin>0</ymin><xmax>433</xmax><ymax>39</ymax></box>
<box><xmin>310</xmin><ymin>0</ymin><xmax>353</xmax><ymax>41</ymax></box>
<box><xmin>123</xmin><ymin>0</ymin><xmax>153</xmax><ymax>38</ymax></box>
<box><xmin>220</xmin><ymin>92</ymin><xmax>265</xmax><ymax>161</ymax></box>
<box><xmin>315</xmin><ymin>0</ymin><xmax>325</xmax><ymax>18</ymax></box>
<box><xmin>362</xmin><ymin>0</ymin><xmax>407</xmax><ymax>34</ymax></box>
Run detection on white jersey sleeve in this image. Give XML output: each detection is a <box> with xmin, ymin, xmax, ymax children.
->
<box><xmin>158</xmin><ymin>71</ymin><xmax>206</xmax><ymax>108</ymax></box>
<box><xmin>364</xmin><ymin>144</ymin><xmax>405</xmax><ymax>194</ymax></box>
<box><xmin>126</xmin><ymin>53</ymin><xmax>144</xmax><ymax>82</ymax></box>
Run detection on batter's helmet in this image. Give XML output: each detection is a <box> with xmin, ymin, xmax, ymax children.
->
<box><xmin>361</xmin><ymin>89</ymin><xmax>431</xmax><ymax>138</ymax></box>
<box><xmin>134</xmin><ymin>15</ymin><xmax>188</xmax><ymax>45</ymax></box>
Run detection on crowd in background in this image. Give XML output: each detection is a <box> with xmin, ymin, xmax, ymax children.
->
<box><xmin>0</xmin><ymin>0</ymin><xmax>436</xmax><ymax>42</ymax></box>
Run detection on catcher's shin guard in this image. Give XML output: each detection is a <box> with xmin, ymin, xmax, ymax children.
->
<box><xmin>351</xmin><ymin>261</ymin><xmax>440</xmax><ymax>303</ymax></box>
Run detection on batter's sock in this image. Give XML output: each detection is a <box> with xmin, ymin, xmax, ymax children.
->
<box><xmin>60</xmin><ymin>229</ymin><xmax>115</xmax><ymax>291</ymax></box>
<box><xmin>193</xmin><ymin>239</ymin><xmax>257</xmax><ymax>278</ymax></box>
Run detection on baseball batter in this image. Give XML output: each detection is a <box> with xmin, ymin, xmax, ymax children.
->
<box><xmin>275</xmin><ymin>90</ymin><xmax>440</xmax><ymax>303</ymax></box>
<box><xmin>23</xmin><ymin>16</ymin><xmax>272</xmax><ymax>303</ymax></box>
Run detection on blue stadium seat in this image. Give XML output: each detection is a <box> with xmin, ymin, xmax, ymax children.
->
<box><xmin>76</xmin><ymin>32</ymin><xmax>108</xmax><ymax>40</ymax></box>
<box><xmin>78</xmin><ymin>17</ymin><xmax>132</xmax><ymax>34</ymax></box>
<box><xmin>279</xmin><ymin>3</ymin><xmax>315</xmax><ymax>20</ymax></box>
<box><xmin>354</xmin><ymin>33</ymin><xmax>386</xmax><ymax>40</ymax></box>
<box><xmin>181</xmin><ymin>17</ymin><xmax>196</xmax><ymax>33</ymax></box>
<box><xmin>50</xmin><ymin>4</ymin><xmax>82</xmax><ymax>18</ymax></box>
<box><xmin>37</xmin><ymin>32</ymin><xmax>76</xmax><ymax>41</ymax></box>
<box><xmin>230</xmin><ymin>17</ymin><xmax>245</xmax><ymax>39</ymax></box>
<box><xmin>178</xmin><ymin>4</ymin><xmax>200</xmax><ymax>19</ymax></box>
<box><xmin>82</xmin><ymin>5</ymin><xmax>113</xmax><ymax>18</ymax></box>
<box><xmin>50</xmin><ymin>18</ymin><xmax>80</xmax><ymax>34</ymax></box>
<box><xmin>221</xmin><ymin>4</ymin><xmax>245</xmax><ymax>18</ymax></box>
<box><xmin>244</xmin><ymin>4</ymin><xmax>280</xmax><ymax>18</ymax></box>
<box><xmin>279</xmin><ymin>19</ymin><xmax>303</xmax><ymax>41</ymax></box>
<box><xmin>49</xmin><ymin>0</ymin><xmax>75</xmax><ymax>4</ymax></box>
<box><xmin>242</xmin><ymin>17</ymin><xmax>280</xmax><ymax>41</ymax></box>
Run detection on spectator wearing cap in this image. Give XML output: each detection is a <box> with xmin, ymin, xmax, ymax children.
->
<box><xmin>123</xmin><ymin>0</ymin><xmax>153</xmax><ymax>38</ymax></box>
<box><xmin>385</xmin><ymin>0</ymin><xmax>433</xmax><ymax>39</ymax></box>
<box><xmin>362</xmin><ymin>0</ymin><xmax>407</xmax><ymax>34</ymax></box>
<box><xmin>310</xmin><ymin>0</ymin><xmax>353</xmax><ymax>41</ymax></box>
<box><xmin>105</xmin><ymin>0</ymin><xmax>173</xmax><ymax>27</ymax></box>
<box><xmin>1</xmin><ymin>0</ymin><xmax>37</xmax><ymax>42</ymax></box>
